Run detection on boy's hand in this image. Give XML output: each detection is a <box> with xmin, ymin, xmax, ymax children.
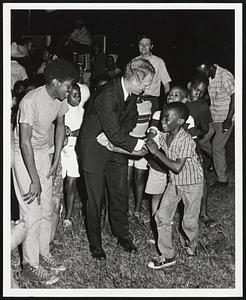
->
<box><xmin>146</xmin><ymin>138</ymin><xmax>159</xmax><ymax>155</ymax></box>
<box><xmin>46</xmin><ymin>161</ymin><xmax>58</xmax><ymax>180</ymax></box>
<box><xmin>222</xmin><ymin>119</ymin><xmax>231</xmax><ymax>133</ymax></box>
<box><xmin>23</xmin><ymin>180</ymin><xmax>42</xmax><ymax>205</ymax></box>
<box><xmin>96</xmin><ymin>132</ymin><xmax>109</xmax><ymax>146</ymax></box>
<box><xmin>65</xmin><ymin>126</ymin><xmax>72</xmax><ymax>137</ymax></box>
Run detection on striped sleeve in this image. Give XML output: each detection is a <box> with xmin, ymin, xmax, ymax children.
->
<box><xmin>177</xmin><ymin>136</ymin><xmax>194</xmax><ymax>159</ymax></box>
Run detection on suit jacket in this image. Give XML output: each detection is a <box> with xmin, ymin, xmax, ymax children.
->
<box><xmin>77</xmin><ymin>77</ymin><xmax>139</xmax><ymax>174</ymax></box>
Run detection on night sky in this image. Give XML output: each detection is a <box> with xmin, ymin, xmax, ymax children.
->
<box><xmin>11</xmin><ymin>9</ymin><xmax>234</xmax><ymax>84</ymax></box>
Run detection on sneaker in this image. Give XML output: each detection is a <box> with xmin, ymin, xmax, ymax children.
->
<box><xmin>40</xmin><ymin>254</ymin><xmax>66</xmax><ymax>273</ymax></box>
<box><xmin>22</xmin><ymin>263</ymin><xmax>59</xmax><ymax>285</ymax></box>
<box><xmin>148</xmin><ymin>256</ymin><xmax>176</xmax><ymax>269</ymax></box>
<box><xmin>185</xmin><ymin>246</ymin><xmax>197</xmax><ymax>256</ymax></box>
<box><xmin>63</xmin><ymin>219</ymin><xmax>72</xmax><ymax>228</ymax></box>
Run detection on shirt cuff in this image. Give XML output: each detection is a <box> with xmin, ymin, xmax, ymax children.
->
<box><xmin>147</xmin><ymin>126</ymin><xmax>159</xmax><ymax>134</ymax></box>
<box><xmin>134</xmin><ymin>139</ymin><xmax>145</xmax><ymax>151</ymax></box>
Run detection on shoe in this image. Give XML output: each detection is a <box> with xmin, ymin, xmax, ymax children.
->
<box><xmin>117</xmin><ymin>236</ymin><xmax>137</xmax><ymax>252</ymax></box>
<box><xmin>200</xmin><ymin>215</ymin><xmax>217</xmax><ymax>228</ymax></box>
<box><xmin>148</xmin><ymin>256</ymin><xmax>176</xmax><ymax>269</ymax></box>
<box><xmin>63</xmin><ymin>219</ymin><xmax>72</xmax><ymax>228</ymax></box>
<box><xmin>185</xmin><ymin>246</ymin><xmax>197</xmax><ymax>256</ymax></box>
<box><xmin>90</xmin><ymin>247</ymin><xmax>106</xmax><ymax>260</ymax></box>
<box><xmin>22</xmin><ymin>263</ymin><xmax>60</xmax><ymax>285</ymax></box>
<box><xmin>210</xmin><ymin>181</ymin><xmax>228</xmax><ymax>188</ymax></box>
<box><xmin>39</xmin><ymin>254</ymin><xmax>66</xmax><ymax>273</ymax></box>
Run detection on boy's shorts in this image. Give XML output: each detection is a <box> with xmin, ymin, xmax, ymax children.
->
<box><xmin>145</xmin><ymin>167</ymin><xmax>167</xmax><ymax>194</ymax></box>
<box><xmin>128</xmin><ymin>157</ymin><xmax>148</xmax><ymax>170</ymax></box>
<box><xmin>61</xmin><ymin>146</ymin><xmax>80</xmax><ymax>179</ymax></box>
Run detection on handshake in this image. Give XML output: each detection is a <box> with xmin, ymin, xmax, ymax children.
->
<box><xmin>96</xmin><ymin>133</ymin><xmax>159</xmax><ymax>156</ymax></box>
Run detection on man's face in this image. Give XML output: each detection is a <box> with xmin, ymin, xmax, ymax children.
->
<box><xmin>55</xmin><ymin>79</ymin><xmax>74</xmax><ymax>101</ymax></box>
<box><xmin>161</xmin><ymin>108</ymin><xmax>181</xmax><ymax>133</ymax></box>
<box><xmin>138</xmin><ymin>38</ymin><xmax>152</xmax><ymax>56</ymax></box>
<box><xmin>68</xmin><ymin>87</ymin><xmax>81</xmax><ymax>107</ymax></box>
<box><xmin>189</xmin><ymin>82</ymin><xmax>207</xmax><ymax>102</ymax></box>
<box><xmin>167</xmin><ymin>87</ymin><xmax>185</xmax><ymax>104</ymax></box>
<box><xmin>130</xmin><ymin>73</ymin><xmax>153</xmax><ymax>96</ymax></box>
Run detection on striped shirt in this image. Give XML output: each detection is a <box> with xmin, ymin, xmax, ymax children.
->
<box><xmin>208</xmin><ymin>65</ymin><xmax>234</xmax><ymax>122</ymax></box>
<box><xmin>158</xmin><ymin>127</ymin><xmax>204</xmax><ymax>185</ymax></box>
<box><xmin>130</xmin><ymin>99</ymin><xmax>152</xmax><ymax>138</ymax></box>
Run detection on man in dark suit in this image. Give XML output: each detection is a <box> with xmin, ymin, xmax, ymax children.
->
<box><xmin>77</xmin><ymin>57</ymin><xmax>155</xmax><ymax>260</ymax></box>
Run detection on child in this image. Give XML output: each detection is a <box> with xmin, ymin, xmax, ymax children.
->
<box><xmin>12</xmin><ymin>59</ymin><xmax>79</xmax><ymax>284</ymax></box>
<box><xmin>61</xmin><ymin>83</ymin><xmax>90</xmax><ymax>227</ymax></box>
<box><xmin>144</xmin><ymin>85</ymin><xmax>195</xmax><ymax>224</ymax></box>
<box><xmin>146</xmin><ymin>102</ymin><xmax>204</xmax><ymax>269</ymax></box>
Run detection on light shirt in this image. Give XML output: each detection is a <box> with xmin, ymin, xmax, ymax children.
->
<box><xmin>208</xmin><ymin>65</ymin><xmax>235</xmax><ymax>122</ymax></box>
<box><xmin>14</xmin><ymin>86</ymin><xmax>68</xmax><ymax>152</ymax></box>
<box><xmin>136</xmin><ymin>54</ymin><xmax>171</xmax><ymax>97</ymax></box>
<box><xmin>158</xmin><ymin>127</ymin><xmax>204</xmax><ymax>185</ymax></box>
<box><xmin>11</xmin><ymin>60</ymin><xmax>28</xmax><ymax>90</ymax></box>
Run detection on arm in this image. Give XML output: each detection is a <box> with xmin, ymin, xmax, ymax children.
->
<box><xmin>146</xmin><ymin>138</ymin><xmax>186</xmax><ymax>174</ymax></box>
<box><xmin>47</xmin><ymin>115</ymin><xmax>65</xmax><ymax>179</ymax></box>
<box><xmin>222</xmin><ymin>93</ymin><xmax>234</xmax><ymax>132</ymax></box>
<box><xmin>163</xmin><ymin>82</ymin><xmax>170</xmax><ymax>94</ymax></box>
<box><xmin>106</xmin><ymin>142</ymin><xmax>147</xmax><ymax>156</ymax></box>
<box><xmin>70</xmin><ymin>129</ymin><xmax>80</xmax><ymax>137</ymax></box>
<box><xmin>19</xmin><ymin>123</ymin><xmax>42</xmax><ymax>204</ymax></box>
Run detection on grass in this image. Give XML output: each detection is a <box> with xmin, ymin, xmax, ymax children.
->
<box><xmin>12</xmin><ymin>132</ymin><xmax>235</xmax><ymax>289</ymax></box>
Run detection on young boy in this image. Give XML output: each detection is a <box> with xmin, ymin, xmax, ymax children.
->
<box><xmin>146</xmin><ymin>102</ymin><xmax>204</xmax><ymax>269</ymax></box>
<box><xmin>144</xmin><ymin>85</ymin><xmax>195</xmax><ymax>223</ymax></box>
<box><xmin>61</xmin><ymin>83</ymin><xmax>90</xmax><ymax>227</ymax></box>
<box><xmin>12</xmin><ymin>59</ymin><xmax>79</xmax><ymax>284</ymax></box>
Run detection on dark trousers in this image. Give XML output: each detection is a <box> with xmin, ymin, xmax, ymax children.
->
<box><xmin>84</xmin><ymin>156</ymin><xmax>129</xmax><ymax>249</ymax></box>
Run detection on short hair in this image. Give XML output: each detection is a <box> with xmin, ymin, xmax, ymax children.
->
<box><xmin>171</xmin><ymin>83</ymin><xmax>188</xmax><ymax>98</ymax></box>
<box><xmin>195</xmin><ymin>56</ymin><xmax>215</xmax><ymax>68</ymax></box>
<box><xmin>43</xmin><ymin>59</ymin><xmax>79</xmax><ymax>84</ymax></box>
<box><xmin>124</xmin><ymin>57</ymin><xmax>155</xmax><ymax>83</ymax></box>
<box><xmin>138</xmin><ymin>34</ymin><xmax>153</xmax><ymax>45</ymax></box>
<box><xmin>71</xmin><ymin>83</ymin><xmax>80</xmax><ymax>91</ymax></box>
<box><xmin>162</xmin><ymin>102</ymin><xmax>189</xmax><ymax>123</ymax></box>
<box><xmin>190</xmin><ymin>73</ymin><xmax>209</xmax><ymax>87</ymax></box>
<box><xmin>19</xmin><ymin>36</ymin><xmax>33</xmax><ymax>46</ymax></box>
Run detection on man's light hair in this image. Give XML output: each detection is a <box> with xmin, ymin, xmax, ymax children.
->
<box><xmin>124</xmin><ymin>57</ymin><xmax>155</xmax><ymax>83</ymax></box>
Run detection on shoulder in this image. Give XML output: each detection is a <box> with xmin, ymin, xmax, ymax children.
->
<box><xmin>150</xmin><ymin>55</ymin><xmax>165</xmax><ymax>65</ymax></box>
<box><xmin>216</xmin><ymin>65</ymin><xmax>234</xmax><ymax>81</ymax></box>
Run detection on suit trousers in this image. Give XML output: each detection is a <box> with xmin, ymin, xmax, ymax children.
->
<box><xmin>12</xmin><ymin>149</ymin><xmax>54</xmax><ymax>267</ymax></box>
<box><xmin>84</xmin><ymin>156</ymin><xmax>129</xmax><ymax>249</ymax></box>
<box><xmin>199</xmin><ymin>121</ymin><xmax>234</xmax><ymax>182</ymax></box>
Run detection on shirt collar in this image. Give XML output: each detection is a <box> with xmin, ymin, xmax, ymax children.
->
<box><xmin>121</xmin><ymin>77</ymin><xmax>130</xmax><ymax>101</ymax></box>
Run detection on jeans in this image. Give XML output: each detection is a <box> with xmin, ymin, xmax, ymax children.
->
<box><xmin>155</xmin><ymin>182</ymin><xmax>203</xmax><ymax>258</ymax></box>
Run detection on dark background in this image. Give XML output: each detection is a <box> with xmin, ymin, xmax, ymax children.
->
<box><xmin>11</xmin><ymin>9</ymin><xmax>234</xmax><ymax>84</ymax></box>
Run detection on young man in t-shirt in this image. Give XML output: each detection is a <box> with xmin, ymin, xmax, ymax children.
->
<box><xmin>12</xmin><ymin>59</ymin><xmax>79</xmax><ymax>285</ymax></box>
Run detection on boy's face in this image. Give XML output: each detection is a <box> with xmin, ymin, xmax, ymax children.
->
<box><xmin>54</xmin><ymin>79</ymin><xmax>74</xmax><ymax>101</ymax></box>
<box><xmin>138</xmin><ymin>38</ymin><xmax>153</xmax><ymax>56</ymax></box>
<box><xmin>189</xmin><ymin>82</ymin><xmax>207</xmax><ymax>102</ymax></box>
<box><xmin>68</xmin><ymin>87</ymin><xmax>81</xmax><ymax>107</ymax></box>
<box><xmin>167</xmin><ymin>87</ymin><xmax>185</xmax><ymax>104</ymax></box>
<box><xmin>161</xmin><ymin>108</ymin><xmax>182</xmax><ymax>133</ymax></box>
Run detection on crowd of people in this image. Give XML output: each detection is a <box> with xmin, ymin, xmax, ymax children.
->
<box><xmin>10</xmin><ymin>33</ymin><xmax>234</xmax><ymax>286</ymax></box>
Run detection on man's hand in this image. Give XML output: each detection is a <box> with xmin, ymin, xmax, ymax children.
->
<box><xmin>146</xmin><ymin>138</ymin><xmax>159</xmax><ymax>155</ymax></box>
<box><xmin>23</xmin><ymin>180</ymin><xmax>42</xmax><ymax>205</ymax></box>
<box><xmin>96</xmin><ymin>132</ymin><xmax>109</xmax><ymax>146</ymax></box>
<box><xmin>222</xmin><ymin>119</ymin><xmax>232</xmax><ymax>133</ymax></box>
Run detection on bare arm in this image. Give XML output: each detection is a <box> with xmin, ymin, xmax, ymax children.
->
<box><xmin>19</xmin><ymin>123</ymin><xmax>41</xmax><ymax>204</ymax></box>
<box><xmin>146</xmin><ymin>138</ymin><xmax>186</xmax><ymax>174</ymax></box>
<box><xmin>222</xmin><ymin>93</ymin><xmax>234</xmax><ymax>132</ymax></box>
<box><xmin>164</xmin><ymin>82</ymin><xmax>170</xmax><ymax>94</ymax></box>
<box><xmin>47</xmin><ymin>115</ymin><xmax>65</xmax><ymax>179</ymax></box>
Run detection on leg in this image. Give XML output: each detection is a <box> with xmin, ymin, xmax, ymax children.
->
<box><xmin>181</xmin><ymin>183</ymin><xmax>203</xmax><ymax>251</ymax></box>
<box><xmin>83</xmin><ymin>171</ymin><xmax>105</xmax><ymax>250</ymax></box>
<box><xmin>152</xmin><ymin>194</ymin><xmax>163</xmax><ymax>216</ymax></box>
<box><xmin>155</xmin><ymin>183</ymin><xmax>181</xmax><ymax>259</ymax></box>
<box><xmin>133</xmin><ymin>168</ymin><xmax>147</xmax><ymax>213</ymax></box>
<box><xmin>105</xmin><ymin>157</ymin><xmax>129</xmax><ymax>238</ymax></box>
<box><xmin>199</xmin><ymin>122</ymin><xmax>215</xmax><ymax>157</ymax></box>
<box><xmin>211</xmin><ymin>122</ymin><xmax>233</xmax><ymax>183</ymax></box>
<box><xmin>65</xmin><ymin>176</ymin><xmax>77</xmax><ymax>220</ymax></box>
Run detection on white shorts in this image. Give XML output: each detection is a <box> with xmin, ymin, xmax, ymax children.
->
<box><xmin>61</xmin><ymin>146</ymin><xmax>80</xmax><ymax>179</ymax></box>
<box><xmin>145</xmin><ymin>167</ymin><xmax>167</xmax><ymax>194</ymax></box>
<box><xmin>128</xmin><ymin>157</ymin><xmax>148</xmax><ymax>170</ymax></box>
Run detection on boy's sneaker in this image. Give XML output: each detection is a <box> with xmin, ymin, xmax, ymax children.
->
<box><xmin>22</xmin><ymin>263</ymin><xmax>60</xmax><ymax>285</ymax></box>
<box><xmin>185</xmin><ymin>246</ymin><xmax>197</xmax><ymax>256</ymax></box>
<box><xmin>40</xmin><ymin>254</ymin><xmax>66</xmax><ymax>273</ymax></box>
<box><xmin>148</xmin><ymin>256</ymin><xmax>176</xmax><ymax>270</ymax></box>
